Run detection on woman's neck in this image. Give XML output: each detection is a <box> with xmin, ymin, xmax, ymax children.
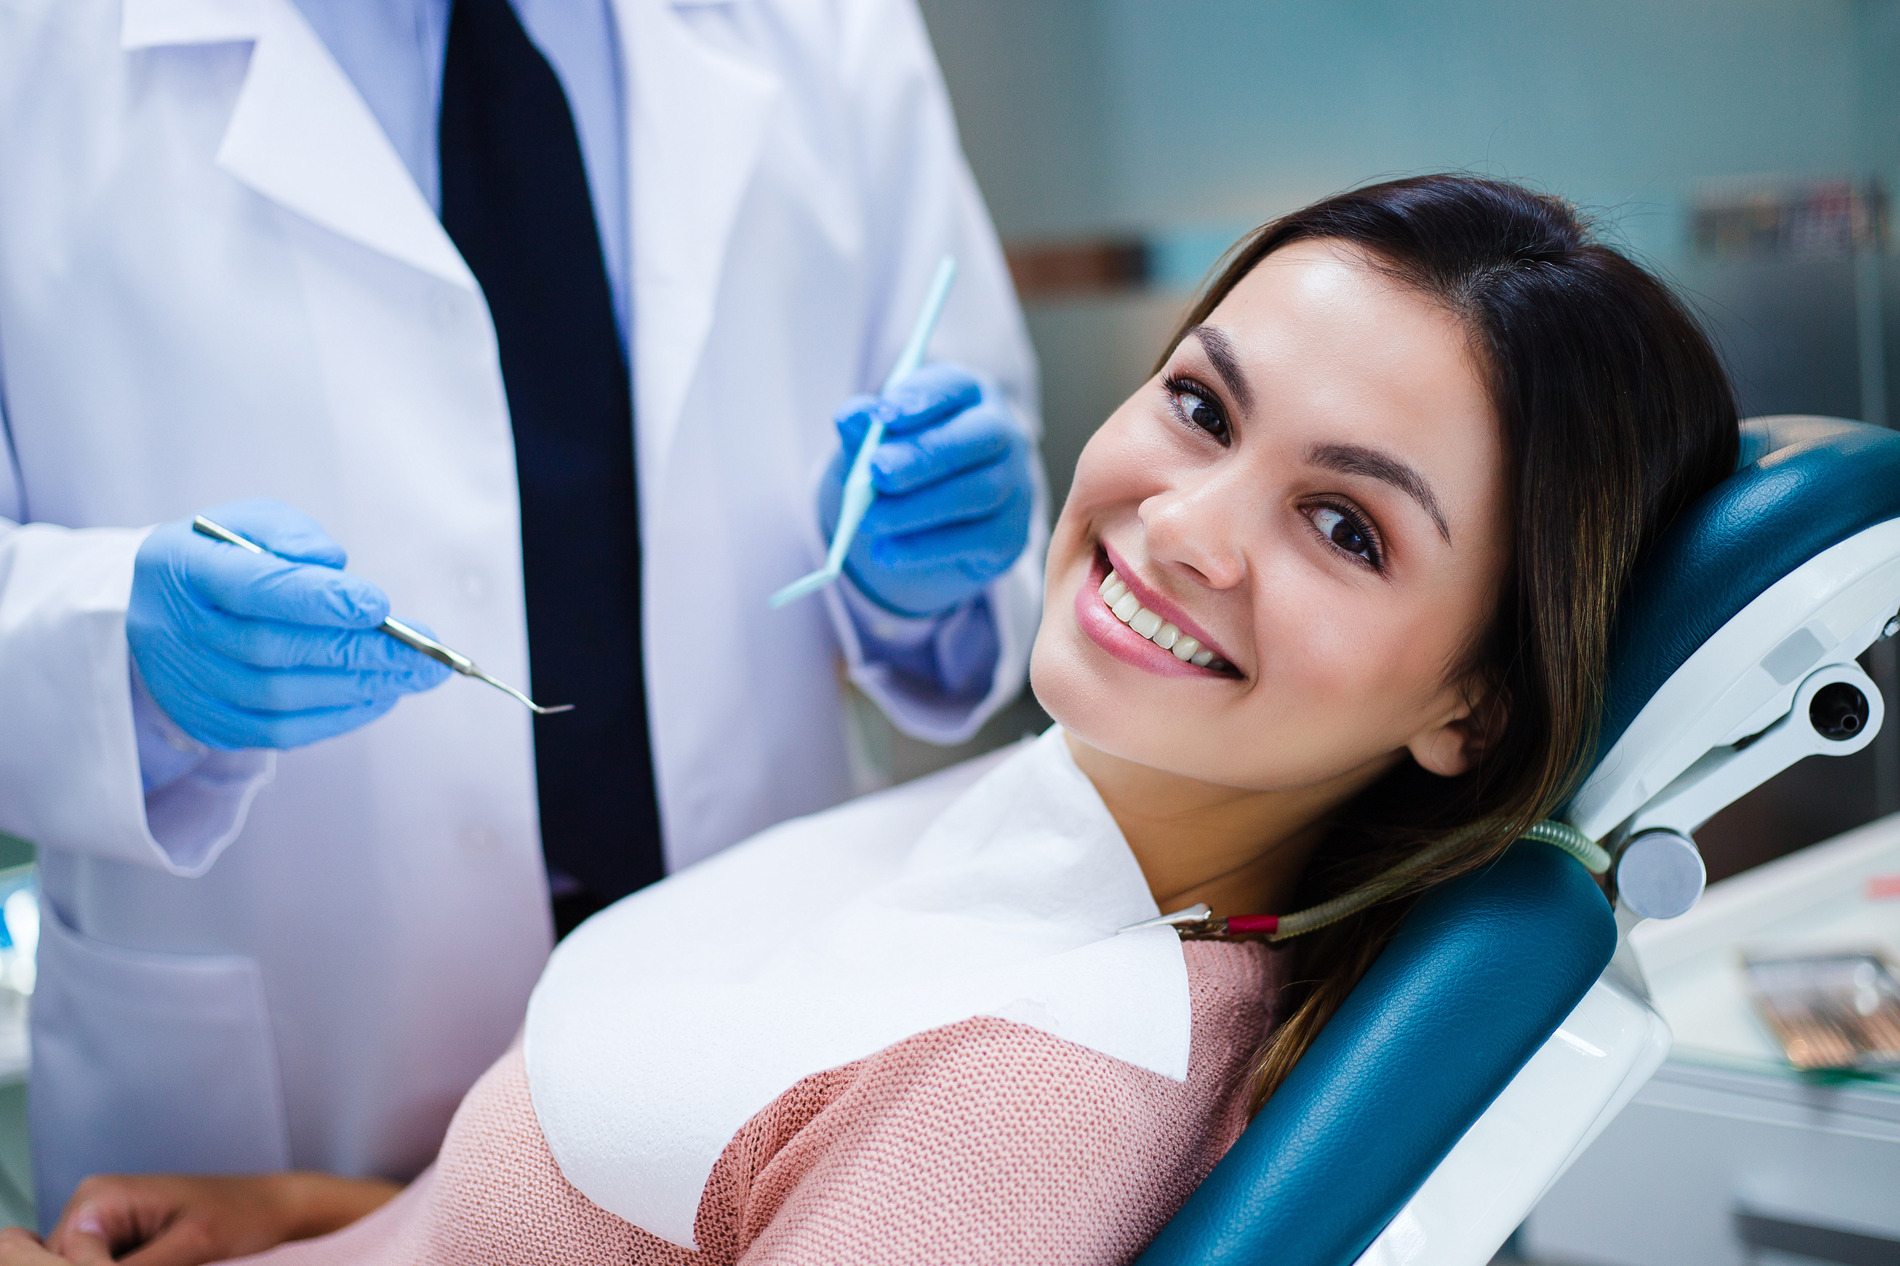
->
<box><xmin>1064</xmin><ymin>730</ymin><xmax>1390</xmax><ymax>918</ymax></box>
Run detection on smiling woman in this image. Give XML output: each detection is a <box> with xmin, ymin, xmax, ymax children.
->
<box><xmin>16</xmin><ymin>177</ymin><xmax>1737</xmax><ymax>1266</ymax></box>
<box><xmin>1035</xmin><ymin>176</ymin><xmax>1739</xmax><ymax>1108</ymax></box>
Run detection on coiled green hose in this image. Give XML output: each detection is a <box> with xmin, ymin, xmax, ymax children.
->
<box><xmin>1264</xmin><ymin>818</ymin><xmax>1609</xmax><ymax>941</ymax></box>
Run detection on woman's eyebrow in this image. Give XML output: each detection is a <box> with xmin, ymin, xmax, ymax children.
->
<box><xmin>1308</xmin><ymin>442</ymin><xmax>1452</xmax><ymax>543</ymax></box>
<box><xmin>1188</xmin><ymin>325</ymin><xmax>1254</xmax><ymax>413</ymax></box>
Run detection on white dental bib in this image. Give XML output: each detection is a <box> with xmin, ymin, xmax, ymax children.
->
<box><xmin>523</xmin><ymin>727</ymin><xmax>1191</xmax><ymax>1249</ymax></box>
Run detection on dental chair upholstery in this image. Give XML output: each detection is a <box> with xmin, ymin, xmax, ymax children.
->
<box><xmin>1139</xmin><ymin>417</ymin><xmax>1900</xmax><ymax>1266</ymax></box>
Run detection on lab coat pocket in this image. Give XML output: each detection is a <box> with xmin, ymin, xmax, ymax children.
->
<box><xmin>28</xmin><ymin>903</ymin><xmax>290</xmax><ymax>1221</ymax></box>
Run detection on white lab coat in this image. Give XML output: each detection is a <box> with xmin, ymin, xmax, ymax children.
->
<box><xmin>0</xmin><ymin>0</ymin><xmax>1041</xmax><ymax>1216</ymax></box>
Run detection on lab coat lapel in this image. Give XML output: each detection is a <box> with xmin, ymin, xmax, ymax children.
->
<box><xmin>615</xmin><ymin>0</ymin><xmax>778</xmax><ymax>485</ymax></box>
<box><xmin>123</xmin><ymin>0</ymin><xmax>475</xmax><ymax>290</ymax></box>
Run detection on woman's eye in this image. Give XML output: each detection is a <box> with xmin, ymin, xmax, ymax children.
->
<box><xmin>1170</xmin><ymin>384</ymin><xmax>1229</xmax><ymax>442</ymax></box>
<box><xmin>1310</xmin><ymin>505</ymin><xmax>1380</xmax><ymax>566</ymax></box>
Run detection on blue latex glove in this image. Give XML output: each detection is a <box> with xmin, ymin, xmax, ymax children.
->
<box><xmin>819</xmin><ymin>363</ymin><xmax>1033</xmax><ymax>618</ymax></box>
<box><xmin>127</xmin><ymin>498</ymin><xmax>451</xmax><ymax>751</ymax></box>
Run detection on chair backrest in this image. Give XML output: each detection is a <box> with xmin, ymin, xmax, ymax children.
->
<box><xmin>1138</xmin><ymin>416</ymin><xmax>1900</xmax><ymax>1266</ymax></box>
<box><xmin>1137</xmin><ymin>844</ymin><xmax>1613</xmax><ymax>1266</ymax></box>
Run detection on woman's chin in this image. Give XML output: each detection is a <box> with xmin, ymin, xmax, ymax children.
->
<box><xmin>1030</xmin><ymin>622</ymin><xmax>1183</xmax><ymax>770</ymax></box>
<box><xmin>1033</xmin><ymin>619</ymin><xmax>1338</xmax><ymax>795</ymax></box>
<box><xmin>1031</xmin><ymin>555</ymin><xmax>1263</xmax><ymax>786</ymax></box>
<box><xmin>1028</xmin><ymin>625</ymin><xmax>1100</xmax><ymax>736</ymax></box>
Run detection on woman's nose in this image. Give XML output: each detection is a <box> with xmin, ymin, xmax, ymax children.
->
<box><xmin>1138</xmin><ymin>476</ymin><xmax>1248</xmax><ymax>591</ymax></box>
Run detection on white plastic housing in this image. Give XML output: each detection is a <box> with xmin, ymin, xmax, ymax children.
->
<box><xmin>1623</xmin><ymin>660</ymin><xmax>1883</xmax><ymax>841</ymax></box>
<box><xmin>1571</xmin><ymin>519</ymin><xmax>1900</xmax><ymax>842</ymax></box>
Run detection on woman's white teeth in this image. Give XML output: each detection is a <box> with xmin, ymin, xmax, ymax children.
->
<box><xmin>1172</xmin><ymin>636</ymin><xmax>1217</xmax><ymax>666</ymax></box>
<box><xmin>1099</xmin><ymin>570</ymin><xmax>1228</xmax><ymax>671</ymax></box>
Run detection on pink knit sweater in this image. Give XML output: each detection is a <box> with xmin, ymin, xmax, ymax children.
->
<box><xmin>228</xmin><ymin>941</ymin><xmax>1283</xmax><ymax>1266</ymax></box>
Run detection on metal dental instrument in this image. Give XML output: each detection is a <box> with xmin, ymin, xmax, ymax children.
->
<box><xmin>190</xmin><ymin>515</ymin><xmax>574</xmax><ymax>715</ymax></box>
<box><xmin>769</xmin><ymin>254</ymin><xmax>959</xmax><ymax>609</ymax></box>
<box><xmin>1118</xmin><ymin>905</ymin><xmax>1214</xmax><ymax>933</ymax></box>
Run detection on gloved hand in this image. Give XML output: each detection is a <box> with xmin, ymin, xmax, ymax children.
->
<box><xmin>819</xmin><ymin>363</ymin><xmax>1033</xmax><ymax>618</ymax></box>
<box><xmin>128</xmin><ymin>498</ymin><xmax>451</xmax><ymax>751</ymax></box>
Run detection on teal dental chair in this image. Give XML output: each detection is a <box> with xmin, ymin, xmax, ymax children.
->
<box><xmin>1139</xmin><ymin>416</ymin><xmax>1900</xmax><ymax>1266</ymax></box>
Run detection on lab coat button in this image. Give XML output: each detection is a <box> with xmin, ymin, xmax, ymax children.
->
<box><xmin>456</xmin><ymin>569</ymin><xmax>490</xmax><ymax>604</ymax></box>
<box><xmin>430</xmin><ymin>292</ymin><xmax>458</xmax><ymax>331</ymax></box>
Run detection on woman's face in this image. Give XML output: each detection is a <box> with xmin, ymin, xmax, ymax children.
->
<box><xmin>1032</xmin><ymin>240</ymin><xmax>1512</xmax><ymax>799</ymax></box>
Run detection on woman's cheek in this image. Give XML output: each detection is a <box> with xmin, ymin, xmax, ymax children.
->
<box><xmin>1078</xmin><ymin>405</ymin><xmax>1183</xmax><ymax>493</ymax></box>
<box><xmin>1259</xmin><ymin>581</ymin><xmax>1410</xmax><ymax>726</ymax></box>
<box><xmin>1070</xmin><ymin>406</ymin><xmax>1136</xmax><ymax>482</ymax></box>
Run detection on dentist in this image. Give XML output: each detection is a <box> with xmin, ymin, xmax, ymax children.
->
<box><xmin>0</xmin><ymin>0</ymin><xmax>1041</xmax><ymax>1222</ymax></box>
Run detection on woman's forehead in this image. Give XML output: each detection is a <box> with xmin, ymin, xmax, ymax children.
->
<box><xmin>1207</xmin><ymin>243</ymin><xmax>1465</xmax><ymax>372</ymax></box>
<box><xmin>1200</xmin><ymin>250</ymin><xmax>1490</xmax><ymax>440</ymax></box>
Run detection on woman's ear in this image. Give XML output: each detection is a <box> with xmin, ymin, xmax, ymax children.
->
<box><xmin>1407</xmin><ymin>676</ymin><xmax>1510</xmax><ymax>778</ymax></box>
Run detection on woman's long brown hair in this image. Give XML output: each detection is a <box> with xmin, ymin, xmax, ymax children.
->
<box><xmin>1155</xmin><ymin>177</ymin><xmax>1740</xmax><ymax>1112</ymax></box>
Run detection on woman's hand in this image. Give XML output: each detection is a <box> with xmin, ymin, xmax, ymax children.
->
<box><xmin>0</xmin><ymin>1226</ymin><xmax>110</xmax><ymax>1266</ymax></box>
<box><xmin>43</xmin><ymin>1172</ymin><xmax>402</xmax><ymax>1266</ymax></box>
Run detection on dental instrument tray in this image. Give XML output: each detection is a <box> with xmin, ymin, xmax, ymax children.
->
<box><xmin>1742</xmin><ymin>950</ymin><xmax>1900</xmax><ymax>1071</ymax></box>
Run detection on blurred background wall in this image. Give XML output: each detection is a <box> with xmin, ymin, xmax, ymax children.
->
<box><xmin>888</xmin><ymin>0</ymin><xmax>1900</xmax><ymax>880</ymax></box>
<box><xmin>920</xmin><ymin>0</ymin><xmax>1897</xmax><ymax>497</ymax></box>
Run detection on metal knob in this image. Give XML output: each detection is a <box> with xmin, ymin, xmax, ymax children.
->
<box><xmin>1616</xmin><ymin>828</ymin><xmax>1706</xmax><ymax>920</ymax></box>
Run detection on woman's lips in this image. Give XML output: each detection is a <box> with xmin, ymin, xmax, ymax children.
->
<box><xmin>1074</xmin><ymin>548</ymin><xmax>1236</xmax><ymax>679</ymax></box>
<box><xmin>1098</xmin><ymin>544</ymin><xmax>1235</xmax><ymax>663</ymax></box>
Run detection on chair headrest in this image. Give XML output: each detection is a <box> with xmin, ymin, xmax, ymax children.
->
<box><xmin>1596</xmin><ymin>416</ymin><xmax>1900</xmax><ymax>762</ymax></box>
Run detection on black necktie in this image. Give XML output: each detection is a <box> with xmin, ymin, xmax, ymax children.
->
<box><xmin>438</xmin><ymin>0</ymin><xmax>665</xmax><ymax>921</ymax></box>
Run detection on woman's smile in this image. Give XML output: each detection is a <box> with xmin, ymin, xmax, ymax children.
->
<box><xmin>1076</xmin><ymin>545</ymin><xmax>1238</xmax><ymax>678</ymax></box>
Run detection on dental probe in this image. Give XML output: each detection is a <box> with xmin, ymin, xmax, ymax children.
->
<box><xmin>769</xmin><ymin>254</ymin><xmax>959</xmax><ymax>609</ymax></box>
<box><xmin>190</xmin><ymin>515</ymin><xmax>575</xmax><ymax>715</ymax></box>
